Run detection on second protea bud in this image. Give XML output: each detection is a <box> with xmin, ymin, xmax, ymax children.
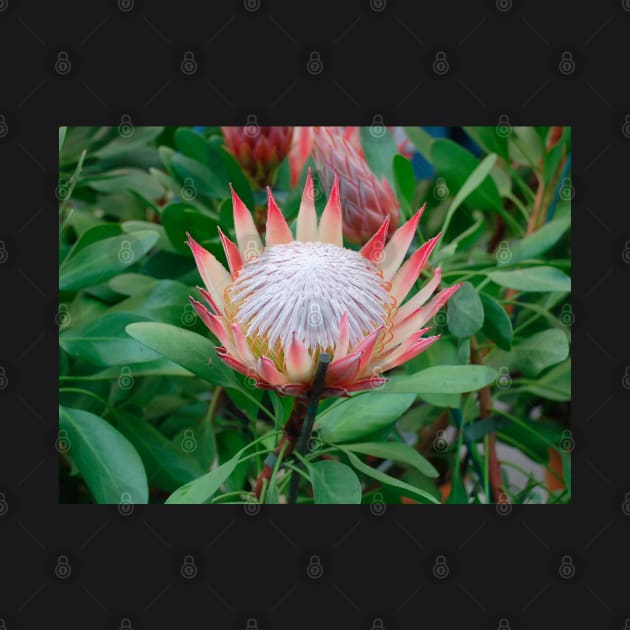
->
<box><xmin>222</xmin><ymin>126</ymin><xmax>294</xmax><ymax>188</ymax></box>
<box><xmin>313</xmin><ymin>126</ymin><xmax>400</xmax><ymax>245</ymax></box>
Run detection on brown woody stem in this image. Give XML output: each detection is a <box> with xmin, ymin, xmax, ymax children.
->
<box><xmin>253</xmin><ymin>353</ymin><xmax>331</xmax><ymax>503</ymax></box>
<box><xmin>253</xmin><ymin>397</ymin><xmax>307</xmax><ymax>500</ymax></box>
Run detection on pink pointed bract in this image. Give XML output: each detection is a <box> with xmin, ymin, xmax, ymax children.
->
<box><xmin>187</xmin><ymin>170</ymin><xmax>461</xmax><ymax>398</ymax></box>
<box><xmin>313</xmin><ymin>126</ymin><xmax>401</xmax><ymax>245</ymax></box>
<box><xmin>222</xmin><ymin>126</ymin><xmax>294</xmax><ymax>188</ymax></box>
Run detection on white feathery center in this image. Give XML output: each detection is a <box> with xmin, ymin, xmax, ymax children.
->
<box><xmin>227</xmin><ymin>241</ymin><xmax>390</xmax><ymax>353</ymax></box>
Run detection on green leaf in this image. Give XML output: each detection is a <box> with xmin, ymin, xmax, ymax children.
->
<box><xmin>509</xmin><ymin>217</ymin><xmax>570</xmax><ymax>263</ymax></box>
<box><xmin>431</xmin><ymin>140</ymin><xmax>502</xmax><ymax>213</ymax></box>
<box><xmin>174</xmin><ymin>127</ymin><xmax>212</xmax><ymax>164</ymax></box>
<box><xmin>63</xmin><ymin>293</ymin><xmax>109</xmax><ymax>330</ymax></box>
<box><xmin>521</xmin><ymin>359</ymin><xmax>571</xmax><ymax>402</ymax></box>
<box><xmin>108</xmin><ymin>273</ymin><xmax>159</xmax><ymax>296</ymax></box>
<box><xmin>491</xmin><ymin>165</ymin><xmax>512</xmax><ymax>197</ymax></box>
<box><xmin>308</xmin><ymin>460</ymin><xmax>362</xmax><ymax>504</ymax></box>
<box><xmin>514</xmin><ymin>329</ymin><xmax>569</xmax><ymax>377</ymax></box>
<box><xmin>360</xmin><ymin>126</ymin><xmax>397</xmax><ymax>186</ymax></box>
<box><xmin>59</xmin><ymin>312</ymin><xmax>161</xmax><ymax>366</ymax></box>
<box><xmin>344</xmin><ymin>451</ymin><xmax>440</xmax><ymax>504</ymax></box>
<box><xmin>509</xmin><ymin>126</ymin><xmax>543</xmax><ymax>167</ymax></box>
<box><xmin>434</xmin><ymin>149</ymin><xmax>509</xmax><ymax>247</ymax></box>
<box><xmin>342</xmin><ymin>441</ymin><xmax>438</xmax><ymax>478</ymax></box>
<box><xmin>91</xmin><ymin>127</ymin><xmax>163</xmax><ymax>161</ymax></box>
<box><xmin>125</xmin><ymin>322</ymin><xmax>239</xmax><ymax>389</ymax></box>
<box><xmin>64</xmin><ymin>223</ymin><xmax>123</xmax><ymax>262</ymax></box>
<box><xmin>161</xmin><ymin>202</ymin><xmax>219</xmax><ymax>257</ymax></box>
<box><xmin>487</xmin><ymin>267</ymin><xmax>571</xmax><ymax>293</ymax></box>
<box><xmin>59</xmin><ymin>406</ymin><xmax>148</xmax><ymax>504</ymax></box>
<box><xmin>219</xmin><ymin>145</ymin><xmax>255</xmax><ymax>209</ymax></box>
<box><xmin>215</xmin><ymin>429</ymin><xmax>250</xmax><ymax>493</ymax></box>
<box><xmin>480</xmin><ymin>294</ymin><xmax>513</xmax><ymax>351</ymax></box>
<box><xmin>463</xmin><ymin>126</ymin><xmax>510</xmax><ymax>162</ymax></box>
<box><xmin>108</xmin><ymin>280</ymin><xmax>195</xmax><ymax>326</ymax></box>
<box><xmin>59</xmin><ymin>230</ymin><xmax>160</xmax><ymax>291</ymax></box>
<box><xmin>122</xmin><ymin>220</ymin><xmax>174</xmax><ymax>253</ymax></box>
<box><xmin>315</xmin><ymin>391</ymin><xmax>416</xmax><ymax>444</ymax></box>
<box><xmin>393</xmin><ymin>154</ymin><xmax>415</xmax><ymax>213</ymax></box>
<box><xmin>384</xmin><ymin>365</ymin><xmax>497</xmax><ymax>394</ymax></box>
<box><xmin>117</xmin><ymin>414</ymin><xmax>205</xmax><ymax>493</ymax></box>
<box><xmin>59</xmin><ymin>148</ymin><xmax>87</xmax><ymax>205</ymax></box>
<box><xmin>418</xmin><ymin>392</ymin><xmax>461</xmax><ymax>409</ymax></box>
<box><xmin>170</xmin><ymin>153</ymin><xmax>229</xmax><ymax>199</ymax></box>
<box><xmin>81</xmin><ymin>168</ymin><xmax>164</xmax><ymax>199</ymax></box>
<box><xmin>401</xmin><ymin>469</ymin><xmax>441</xmax><ymax>502</ymax></box>
<box><xmin>165</xmin><ymin>447</ymin><xmax>244</xmax><ymax>504</ymax></box>
<box><xmin>443</xmin><ymin>211</ymin><xmax>486</xmax><ymax>256</ymax></box>
<box><xmin>403</xmin><ymin>126</ymin><xmax>434</xmax><ymax>162</ymax></box>
<box><xmin>446</xmin><ymin>281</ymin><xmax>484</xmax><ymax>338</ymax></box>
<box><xmin>80</xmin><ymin>358</ymin><xmax>193</xmax><ymax>380</ymax></box>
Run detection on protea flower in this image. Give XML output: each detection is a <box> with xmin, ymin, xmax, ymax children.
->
<box><xmin>222</xmin><ymin>126</ymin><xmax>294</xmax><ymax>188</ymax></box>
<box><xmin>186</xmin><ymin>170</ymin><xmax>460</xmax><ymax>398</ymax></box>
<box><xmin>313</xmin><ymin>126</ymin><xmax>400</xmax><ymax>245</ymax></box>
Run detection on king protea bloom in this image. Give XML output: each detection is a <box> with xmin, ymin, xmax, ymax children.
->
<box><xmin>222</xmin><ymin>126</ymin><xmax>294</xmax><ymax>188</ymax></box>
<box><xmin>314</xmin><ymin>126</ymin><xmax>401</xmax><ymax>245</ymax></box>
<box><xmin>186</xmin><ymin>170</ymin><xmax>461</xmax><ymax>398</ymax></box>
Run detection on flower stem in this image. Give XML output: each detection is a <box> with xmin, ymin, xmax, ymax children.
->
<box><xmin>252</xmin><ymin>396</ymin><xmax>306</xmax><ymax>500</ymax></box>
<box><xmin>252</xmin><ymin>353</ymin><xmax>331</xmax><ymax>503</ymax></box>
<box><xmin>287</xmin><ymin>353</ymin><xmax>331</xmax><ymax>504</ymax></box>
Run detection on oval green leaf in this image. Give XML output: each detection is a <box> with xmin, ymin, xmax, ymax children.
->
<box><xmin>315</xmin><ymin>391</ymin><xmax>416</xmax><ymax>444</ymax></box>
<box><xmin>59</xmin><ymin>230</ymin><xmax>160</xmax><ymax>291</ymax></box>
<box><xmin>431</xmin><ymin>140</ymin><xmax>502</xmax><ymax>212</ymax></box>
<box><xmin>59</xmin><ymin>312</ymin><xmax>161</xmax><ymax>366</ymax></box>
<box><xmin>487</xmin><ymin>267</ymin><xmax>571</xmax><ymax>293</ymax></box>
<box><xmin>171</xmin><ymin>153</ymin><xmax>229</xmax><ymax>199</ymax></box>
<box><xmin>514</xmin><ymin>328</ymin><xmax>569</xmax><ymax>377</ymax></box>
<box><xmin>480</xmin><ymin>293</ymin><xmax>513</xmax><ymax>351</ymax></box>
<box><xmin>521</xmin><ymin>359</ymin><xmax>571</xmax><ymax>402</ymax></box>
<box><xmin>59</xmin><ymin>405</ymin><xmax>148</xmax><ymax>504</ymax></box>
<box><xmin>308</xmin><ymin>460</ymin><xmax>362</xmax><ymax>504</ymax></box>
<box><xmin>117</xmin><ymin>414</ymin><xmax>204</xmax><ymax>493</ymax></box>
<box><xmin>393</xmin><ymin>154</ymin><xmax>415</xmax><ymax>212</ymax></box>
<box><xmin>509</xmin><ymin>217</ymin><xmax>570</xmax><ymax>264</ymax></box>
<box><xmin>63</xmin><ymin>223</ymin><xmax>123</xmax><ymax>262</ymax></box>
<box><xmin>447</xmin><ymin>281</ymin><xmax>484</xmax><ymax>338</ymax></box>
<box><xmin>161</xmin><ymin>202</ymin><xmax>220</xmax><ymax>257</ymax></box>
<box><xmin>384</xmin><ymin>365</ymin><xmax>498</xmax><ymax>394</ymax></box>
<box><xmin>125</xmin><ymin>322</ymin><xmax>238</xmax><ymax>389</ymax></box>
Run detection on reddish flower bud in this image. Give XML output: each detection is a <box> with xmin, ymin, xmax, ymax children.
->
<box><xmin>313</xmin><ymin>126</ymin><xmax>400</xmax><ymax>245</ymax></box>
<box><xmin>222</xmin><ymin>126</ymin><xmax>294</xmax><ymax>188</ymax></box>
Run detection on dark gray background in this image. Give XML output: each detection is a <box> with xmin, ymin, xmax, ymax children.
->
<box><xmin>0</xmin><ymin>0</ymin><xmax>628</xmax><ymax>628</ymax></box>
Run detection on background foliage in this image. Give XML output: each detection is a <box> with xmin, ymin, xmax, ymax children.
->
<box><xmin>58</xmin><ymin>124</ymin><xmax>571</xmax><ymax>505</ymax></box>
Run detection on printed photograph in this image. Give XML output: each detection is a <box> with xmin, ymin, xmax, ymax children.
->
<box><xmin>58</xmin><ymin>124</ymin><xmax>571</xmax><ymax>505</ymax></box>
